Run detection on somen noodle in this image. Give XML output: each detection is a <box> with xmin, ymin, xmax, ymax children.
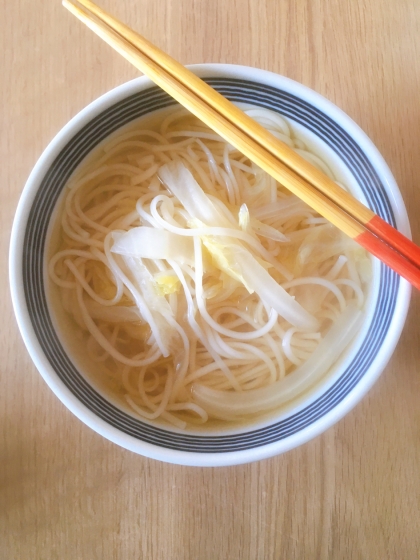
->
<box><xmin>48</xmin><ymin>106</ymin><xmax>371</xmax><ymax>430</ymax></box>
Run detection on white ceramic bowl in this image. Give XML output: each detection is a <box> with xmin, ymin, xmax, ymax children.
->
<box><xmin>9</xmin><ymin>64</ymin><xmax>411</xmax><ymax>466</ymax></box>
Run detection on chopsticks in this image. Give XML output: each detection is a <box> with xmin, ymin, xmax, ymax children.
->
<box><xmin>63</xmin><ymin>0</ymin><xmax>420</xmax><ymax>290</ymax></box>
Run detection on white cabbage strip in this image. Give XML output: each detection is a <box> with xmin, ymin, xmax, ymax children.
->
<box><xmin>192</xmin><ymin>304</ymin><xmax>362</xmax><ymax>418</ymax></box>
<box><xmin>111</xmin><ymin>227</ymin><xmax>194</xmax><ymax>263</ymax></box>
<box><xmin>49</xmin><ymin>107</ymin><xmax>371</xmax><ymax>430</ymax></box>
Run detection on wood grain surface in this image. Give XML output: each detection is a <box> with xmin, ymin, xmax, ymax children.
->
<box><xmin>1</xmin><ymin>0</ymin><xmax>419</xmax><ymax>558</ymax></box>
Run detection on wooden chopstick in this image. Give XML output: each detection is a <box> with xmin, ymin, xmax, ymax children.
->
<box><xmin>63</xmin><ymin>0</ymin><xmax>420</xmax><ymax>289</ymax></box>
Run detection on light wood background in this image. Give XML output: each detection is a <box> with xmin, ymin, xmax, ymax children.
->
<box><xmin>1</xmin><ymin>0</ymin><xmax>419</xmax><ymax>558</ymax></box>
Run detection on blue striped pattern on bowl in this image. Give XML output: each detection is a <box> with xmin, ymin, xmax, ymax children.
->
<box><xmin>22</xmin><ymin>79</ymin><xmax>398</xmax><ymax>452</ymax></box>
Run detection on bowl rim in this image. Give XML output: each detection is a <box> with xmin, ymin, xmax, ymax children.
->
<box><xmin>9</xmin><ymin>63</ymin><xmax>411</xmax><ymax>466</ymax></box>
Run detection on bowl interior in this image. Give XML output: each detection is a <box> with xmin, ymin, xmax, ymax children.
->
<box><xmin>11</xmin><ymin>69</ymin><xmax>409</xmax><ymax>463</ymax></box>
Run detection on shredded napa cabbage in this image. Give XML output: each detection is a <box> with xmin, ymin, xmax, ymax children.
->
<box><xmin>159</xmin><ymin>162</ymin><xmax>318</xmax><ymax>331</ymax></box>
<box><xmin>111</xmin><ymin>227</ymin><xmax>194</xmax><ymax>264</ymax></box>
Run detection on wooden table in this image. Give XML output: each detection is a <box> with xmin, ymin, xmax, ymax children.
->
<box><xmin>1</xmin><ymin>0</ymin><xmax>419</xmax><ymax>557</ymax></box>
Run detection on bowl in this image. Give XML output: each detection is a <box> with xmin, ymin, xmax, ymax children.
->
<box><xmin>9</xmin><ymin>64</ymin><xmax>411</xmax><ymax>466</ymax></box>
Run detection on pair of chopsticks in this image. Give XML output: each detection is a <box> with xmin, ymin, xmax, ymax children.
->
<box><xmin>63</xmin><ymin>0</ymin><xmax>420</xmax><ymax>290</ymax></box>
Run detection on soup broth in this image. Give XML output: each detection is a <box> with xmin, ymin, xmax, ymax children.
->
<box><xmin>47</xmin><ymin>105</ymin><xmax>371</xmax><ymax>431</ymax></box>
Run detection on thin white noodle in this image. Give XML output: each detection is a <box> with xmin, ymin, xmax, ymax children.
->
<box><xmin>334</xmin><ymin>279</ymin><xmax>364</xmax><ymax>308</ymax></box>
<box><xmin>73</xmin><ymin>278</ymin><xmax>161</xmax><ymax>367</ymax></box>
<box><xmin>167</xmin><ymin>259</ymin><xmax>237</xmax><ymax>386</ymax></box>
<box><xmin>281</xmin><ymin>277</ymin><xmax>347</xmax><ymax>312</ymax></box>
<box><xmin>125</xmin><ymin>395</ymin><xmax>187</xmax><ymax>430</ymax></box>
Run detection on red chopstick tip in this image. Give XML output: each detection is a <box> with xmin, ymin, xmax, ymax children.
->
<box><xmin>356</xmin><ymin>230</ymin><xmax>420</xmax><ymax>290</ymax></box>
<box><xmin>367</xmin><ymin>215</ymin><xmax>420</xmax><ymax>268</ymax></box>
